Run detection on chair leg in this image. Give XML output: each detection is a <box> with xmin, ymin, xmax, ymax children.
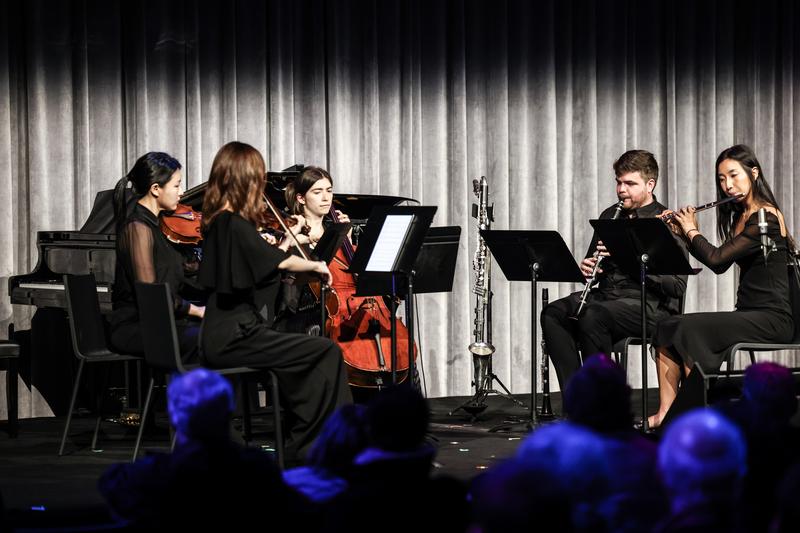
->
<box><xmin>269</xmin><ymin>371</ymin><xmax>284</xmax><ymax>470</ymax></box>
<box><xmin>135</xmin><ymin>360</ymin><xmax>143</xmax><ymax>409</ymax></box>
<box><xmin>91</xmin><ymin>364</ymin><xmax>111</xmax><ymax>452</ymax></box>
<box><xmin>59</xmin><ymin>359</ymin><xmax>85</xmax><ymax>456</ymax></box>
<box><xmin>132</xmin><ymin>376</ymin><xmax>155</xmax><ymax>462</ymax></box>
<box><xmin>6</xmin><ymin>356</ymin><xmax>18</xmax><ymax>438</ymax></box>
<box><xmin>241</xmin><ymin>379</ymin><xmax>252</xmax><ymax>444</ymax></box>
<box><xmin>621</xmin><ymin>341</ymin><xmax>630</xmax><ymax>376</ymax></box>
<box><xmin>166</xmin><ymin>374</ymin><xmax>176</xmax><ymax>449</ymax></box>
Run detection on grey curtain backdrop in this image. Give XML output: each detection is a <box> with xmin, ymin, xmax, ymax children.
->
<box><xmin>2</xmin><ymin>0</ymin><xmax>799</xmax><ymax>417</ymax></box>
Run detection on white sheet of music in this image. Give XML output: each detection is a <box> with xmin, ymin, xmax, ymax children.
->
<box><xmin>366</xmin><ymin>215</ymin><xmax>414</xmax><ymax>272</ymax></box>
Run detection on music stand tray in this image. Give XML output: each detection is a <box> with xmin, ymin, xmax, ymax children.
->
<box><xmin>480</xmin><ymin>230</ymin><xmax>584</xmax><ymax>431</ymax></box>
<box><xmin>590</xmin><ymin>218</ymin><xmax>697</xmax><ymax>431</ymax></box>
<box><xmin>348</xmin><ymin>206</ymin><xmax>438</xmax><ymax>385</ymax></box>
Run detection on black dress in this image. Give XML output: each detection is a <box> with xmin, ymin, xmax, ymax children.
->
<box><xmin>198</xmin><ymin>211</ymin><xmax>352</xmax><ymax>461</ymax></box>
<box><xmin>652</xmin><ymin>211</ymin><xmax>794</xmax><ymax>371</ymax></box>
<box><xmin>110</xmin><ymin>203</ymin><xmax>200</xmax><ymax>360</ymax></box>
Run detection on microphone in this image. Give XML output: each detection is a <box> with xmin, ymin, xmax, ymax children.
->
<box><xmin>758</xmin><ymin>208</ymin><xmax>772</xmax><ymax>262</ymax></box>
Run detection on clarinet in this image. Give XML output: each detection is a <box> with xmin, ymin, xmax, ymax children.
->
<box><xmin>572</xmin><ymin>200</ymin><xmax>625</xmax><ymax>319</ymax></box>
<box><xmin>540</xmin><ymin>288</ymin><xmax>554</xmax><ymax>419</ymax></box>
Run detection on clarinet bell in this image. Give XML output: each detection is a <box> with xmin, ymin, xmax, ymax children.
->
<box><xmin>468</xmin><ymin>341</ymin><xmax>495</xmax><ymax>357</ymax></box>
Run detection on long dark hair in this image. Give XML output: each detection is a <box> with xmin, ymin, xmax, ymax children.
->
<box><xmin>715</xmin><ymin>145</ymin><xmax>783</xmax><ymax>242</ymax></box>
<box><xmin>285</xmin><ymin>166</ymin><xmax>333</xmax><ymax>215</ymax></box>
<box><xmin>202</xmin><ymin>141</ymin><xmax>266</xmax><ymax>231</ymax></box>
<box><xmin>113</xmin><ymin>152</ymin><xmax>181</xmax><ymax>232</ymax></box>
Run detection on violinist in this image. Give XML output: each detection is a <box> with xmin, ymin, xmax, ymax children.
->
<box><xmin>110</xmin><ymin>152</ymin><xmax>204</xmax><ymax>360</ymax></box>
<box><xmin>198</xmin><ymin>142</ymin><xmax>352</xmax><ymax>464</ymax></box>
<box><xmin>274</xmin><ymin>166</ymin><xmax>351</xmax><ymax>334</ymax></box>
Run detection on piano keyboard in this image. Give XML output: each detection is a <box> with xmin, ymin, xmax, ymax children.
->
<box><xmin>18</xmin><ymin>282</ymin><xmax>110</xmax><ymax>293</ymax></box>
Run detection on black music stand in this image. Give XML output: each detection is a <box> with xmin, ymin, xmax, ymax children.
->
<box><xmin>590</xmin><ymin>218</ymin><xmax>697</xmax><ymax>431</ymax></box>
<box><xmin>310</xmin><ymin>222</ymin><xmax>352</xmax><ymax>335</ymax></box>
<box><xmin>349</xmin><ymin>206</ymin><xmax>438</xmax><ymax>385</ymax></box>
<box><xmin>480</xmin><ymin>230</ymin><xmax>584</xmax><ymax>431</ymax></box>
<box><xmin>356</xmin><ymin>226</ymin><xmax>461</xmax><ymax>296</ymax></box>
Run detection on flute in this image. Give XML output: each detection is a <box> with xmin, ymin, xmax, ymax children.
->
<box><xmin>659</xmin><ymin>193</ymin><xmax>744</xmax><ymax>222</ymax></box>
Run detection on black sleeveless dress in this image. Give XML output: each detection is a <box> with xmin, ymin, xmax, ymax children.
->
<box><xmin>652</xmin><ymin>211</ymin><xmax>794</xmax><ymax>372</ymax></box>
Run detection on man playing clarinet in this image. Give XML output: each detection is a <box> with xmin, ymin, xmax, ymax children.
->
<box><xmin>541</xmin><ymin>150</ymin><xmax>689</xmax><ymax>393</ymax></box>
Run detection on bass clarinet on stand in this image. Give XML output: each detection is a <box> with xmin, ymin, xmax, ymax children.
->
<box><xmin>450</xmin><ymin>176</ymin><xmax>525</xmax><ymax>418</ymax></box>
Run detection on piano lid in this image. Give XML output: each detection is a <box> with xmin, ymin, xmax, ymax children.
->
<box><xmin>180</xmin><ymin>163</ymin><xmax>418</xmax><ymax>218</ymax></box>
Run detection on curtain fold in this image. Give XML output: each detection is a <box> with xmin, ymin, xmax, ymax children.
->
<box><xmin>2</xmin><ymin>0</ymin><xmax>800</xmax><ymax>417</ymax></box>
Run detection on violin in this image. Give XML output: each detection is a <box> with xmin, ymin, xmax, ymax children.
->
<box><xmin>161</xmin><ymin>203</ymin><xmax>203</xmax><ymax>244</ymax></box>
<box><xmin>258</xmin><ymin>208</ymin><xmax>311</xmax><ymax>241</ymax></box>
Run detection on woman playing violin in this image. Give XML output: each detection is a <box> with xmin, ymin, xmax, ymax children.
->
<box><xmin>198</xmin><ymin>142</ymin><xmax>352</xmax><ymax>463</ymax></box>
<box><xmin>110</xmin><ymin>152</ymin><xmax>204</xmax><ymax>360</ymax></box>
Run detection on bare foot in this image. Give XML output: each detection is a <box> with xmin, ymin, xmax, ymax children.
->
<box><xmin>647</xmin><ymin>413</ymin><xmax>664</xmax><ymax>429</ymax></box>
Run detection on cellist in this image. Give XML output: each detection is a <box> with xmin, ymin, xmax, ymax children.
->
<box><xmin>273</xmin><ymin>166</ymin><xmax>351</xmax><ymax>335</ymax></box>
<box><xmin>275</xmin><ymin>166</ymin><xmax>417</xmax><ymax>389</ymax></box>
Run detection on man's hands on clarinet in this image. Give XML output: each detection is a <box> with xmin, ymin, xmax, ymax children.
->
<box><xmin>581</xmin><ymin>241</ymin><xmax>611</xmax><ymax>278</ymax></box>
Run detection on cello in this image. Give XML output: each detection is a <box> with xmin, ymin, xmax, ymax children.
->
<box><xmin>325</xmin><ymin>207</ymin><xmax>418</xmax><ymax>388</ymax></box>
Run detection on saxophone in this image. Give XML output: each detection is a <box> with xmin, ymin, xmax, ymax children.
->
<box><xmin>469</xmin><ymin>176</ymin><xmax>495</xmax><ymax>358</ymax></box>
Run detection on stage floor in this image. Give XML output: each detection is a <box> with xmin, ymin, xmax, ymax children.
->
<box><xmin>0</xmin><ymin>389</ymin><xmax>660</xmax><ymax>517</ymax></box>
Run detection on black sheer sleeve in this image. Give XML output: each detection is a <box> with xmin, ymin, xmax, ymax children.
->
<box><xmin>121</xmin><ymin>221</ymin><xmax>156</xmax><ymax>283</ymax></box>
<box><xmin>119</xmin><ymin>220</ymin><xmax>190</xmax><ymax>317</ymax></box>
<box><xmin>689</xmin><ymin>212</ymin><xmax>777</xmax><ymax>274</ymax></box>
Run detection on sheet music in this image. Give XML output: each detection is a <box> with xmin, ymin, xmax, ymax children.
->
<box><xmin>366</xmin><ymin>215</ymin><xmax>414</xmax><ymax>272</ymax></box>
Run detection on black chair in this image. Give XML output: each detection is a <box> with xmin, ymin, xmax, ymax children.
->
<box><xmin>0</xmin><ymin>324</ymin><xmax>20</xmax><ymax>438</ymax></box>
<box><xmin>611</xmin><ymin>295</ymin><xmax>686</xmax><ymax>375</ymax></box>
<box><xmin>60</xmin><ymin>274</ymin><xmax>142</xmax><ymax>456</ymax></box>
<box><xmin>134</xmin><ymin>282</ymin><xmax>284</xmax><ymax>468</ymax></box>
<box><xmin>724</xmin><ymin>259</ymin><xmax>800</xmax><ymax>371</ymax></box>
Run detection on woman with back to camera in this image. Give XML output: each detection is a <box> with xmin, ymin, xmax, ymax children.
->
<box><xmin>649</xmin><ymin>144</ymin><xmax>794</xmax><ymax>428</ymax></box>
<box><xmin>198</xmin><ymin>141</ymin><xmax>352</xmax><ymax>463</ymax></box>
<box><xmin>110</xmin><ymin>152</ymin><xmax>204</xmax><ymax>360</ymax></box>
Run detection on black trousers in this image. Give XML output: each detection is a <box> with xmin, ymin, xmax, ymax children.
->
<box><xmin>202</xmin><ymin>327</ymin><xmax>352</xmax><ymax>462</ymax></box>
<box><xmin>111</xmin><ymin>319</ymin><xmax>200</xmax><ymax>362</ymax></box>
<box><xmin>541</xmin><ymin>291</ymin><xmax>667</xmax><ymax>391</ymax></box>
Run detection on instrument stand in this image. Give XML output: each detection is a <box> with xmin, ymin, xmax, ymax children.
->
<box><xmin>590</xmin><ymin>218</ymin><xmax>697</xmax><ymax>431</ymax></box>
<box><xmin>470</xmin><ymin>230</ymin><xmax>583</xmax><ymax>432</ymax></box>
<box><xmin>449</xmin><ymin>281</ymin><xmax>525</xmax><ymax>418</ymax></box>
